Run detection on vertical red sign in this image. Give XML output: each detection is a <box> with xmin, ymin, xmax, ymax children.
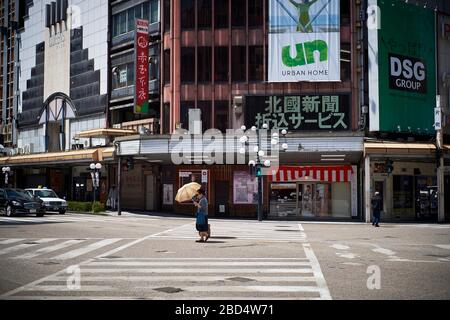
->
<box><xmin>134</xmin><ymin>19</ymin><xmax>149</xmax><ymax>114</ymax></box>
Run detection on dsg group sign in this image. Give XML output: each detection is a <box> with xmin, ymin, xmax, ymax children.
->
<box><xmin>368</xmin><ymin>0</ymin><xmax>436</xmax><ymax>133</ymax></box>
<box><xmin>268</xmin><ymin>0</ymin><xmax>341</xmax><ymax>82</ymax></box>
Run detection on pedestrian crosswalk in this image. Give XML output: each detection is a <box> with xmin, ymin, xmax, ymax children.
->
<box><xmin>1</xmin><ymin>244</ymin><xmax>331</xmax><ymax>300</ymax></box>
<box><xmin>0</xmin><ymin>238</ymin><xmax>130</xmax><ymax>261</ymax></box>
<box><xmin>151</xmin><ymin>220</ymin><xmax>307</xmax><ymax>242</ymax></box>
<box><xmin>0</xmin><ymin>215</ymin><xmax>156</xmax><ymax>225</ymax></box>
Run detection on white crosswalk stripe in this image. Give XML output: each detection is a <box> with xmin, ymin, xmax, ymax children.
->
<box><xmin>0</xmin><ymin>239</ymin><xmax>56</xmax><ymax>256</ymax></box>
<box><xmin>1</xmin><ymin>249</ymin><xmax>331</xmax><ymax>300</ymax></box>
<box><xmin>14</xmin><ymin>240</ymin><xmax>86</xmax><ymax>259</ymax></box>
<box><xmin>50</xmin><ymin>239</ymin><xmax>122</xmax><ymax>260</ymax></box>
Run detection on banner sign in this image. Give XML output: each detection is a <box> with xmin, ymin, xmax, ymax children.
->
<box><xmin>134</xmin><ymin>19</ymin><xmax>149</xmax><ymax>114</ymax></box>
<box><xmin>368</xmin><ymin>0</ymin><xmax>436</xmax><ymax>134</ymax></box>
<box><xmin>244</xmin><ymin>94</ymin><xmax>350</xmax><ymax>131</ymax></box>
<box><xmin>268</xmin><ymin>0</ymin><xmax>341</xmax><ymax>82</ymax></box>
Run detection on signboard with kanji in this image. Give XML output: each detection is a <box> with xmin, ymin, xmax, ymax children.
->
<box><xmin>134</xmin><ymin>19</ymin><xmax>149</xmax><ymax>114</ymax></box>
<box><xmin>244</xmin><ymin>94</ymin><xmax>350</xmax><ymax>131</ymax></box>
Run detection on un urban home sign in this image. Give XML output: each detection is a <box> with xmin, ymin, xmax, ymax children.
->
<box><xmin>244</xmin><ymin>94</ymin><xmax>350</xmax><ymax>131</ymax></box>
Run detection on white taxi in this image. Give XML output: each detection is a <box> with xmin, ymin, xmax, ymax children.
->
<box><xmin>25</xmin><ymin>188</ymin><xmax>68</xmax><ymax>215</ymax></box>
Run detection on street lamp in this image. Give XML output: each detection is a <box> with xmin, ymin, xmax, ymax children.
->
<box><xmin>242</xmin><ymin>124</ymin><xmax>288</xmax><ymax>221</ymax></box>
<box><xmin>2</xmin><ymin>167</ymin><xmax>11</xmax><ymax>186</ymax></box>
<box><xmin>89</xmin><ymin>163</ymin><xmax>102</xmax><ymax>205</ymax></box>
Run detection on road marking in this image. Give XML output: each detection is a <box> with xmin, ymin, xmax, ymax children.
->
<box><xmin>331</xmin><ymin>244</ymin><xmax>350</xmax><ymax>250</ymax></box>
<box><xmin>0</xmin><ymin>238</ymin><xmax>25</xmax><ymax>245</ymax></box>
<box><xmin>435</xmin><ymin>245</ymin><xmax>450</xmax><ymax>250</ymax></box>
<box><xmin>22</xmin><ymin>285</ymin><xmax>116</xmax><ymax>292</ymax></box>
<box><xmin>78</xmin><ymin>268</ymin><xmax>315</xmax><ymax>274</ymax></box>
<box><xmin>298</xmin><ymin>224</ymin><xmax>304</xmax><ymax>231</ymax></box>
<box><xmin>14</xmin><ymin>240</ymin><xmax>86</xmax><ymax>259</ymax></box>
<box><xmin>303</xmin><ymin>243</ymin><xmax>332</xmax><ymax>300</ymax></box>
<box><xmin>137</xmin><ymin>285</ymin><xmax>323</xmax><ymax>293</ymax></box>
<box><xmin>0</xmin><ymin>239</ymin><xmax>56</xmax><ymax>256</ymax></box>
<box><xmin>336</xmin><ymin>252</ymin><xmax>357</xmax><ymax>259</ymax></box>
<box><xmin>372</xmin><ymin>247</ymin><xmax>396</xmax><ymax>256</ymax></box>
<box><xmin>87</xmin><ymin>261</ymin><xmax>312</xmax><ymax>267</ymax></box>
<box><xmin>50</xmin><ymin>239</ymin><xmax>122</xmax><ymax>260</ymax></box>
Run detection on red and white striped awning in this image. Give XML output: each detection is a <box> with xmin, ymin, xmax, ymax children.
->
<box><xmin>270</xmin><ymin>165</ymin><xmax>354</xmax><ymax>183</ymax></box>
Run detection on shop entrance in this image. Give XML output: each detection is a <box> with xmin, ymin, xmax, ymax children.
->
<box><xmin>215</xmin><ymin>181</ymin><xmax>229</xmax><ymax>216</ymax></box>
<box><xmin>270</xmin><ymin>182</ymin><xmax>335</xmax><ymax>218</ymax></box>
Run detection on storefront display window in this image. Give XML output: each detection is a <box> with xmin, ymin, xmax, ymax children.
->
<box><xmin>393</xmin><ymin>175</ymin><xmax>414</xmax><ymax>215</ymax></box>
<box><xmin>233</xmin><ymin>171</ymin><xmax>258</xmax><ymax>204</ymax></box>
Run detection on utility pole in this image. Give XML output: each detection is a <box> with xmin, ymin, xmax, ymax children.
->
<box><xmin>436</xmin><ymin>95</ymin><xmax>445</xmax><ymax>223</ymax></box>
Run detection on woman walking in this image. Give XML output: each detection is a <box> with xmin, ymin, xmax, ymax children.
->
<box><xmin>194</xmin><ymin>188</ymin><xmax>210</xmax><ymax>242</ymax></box>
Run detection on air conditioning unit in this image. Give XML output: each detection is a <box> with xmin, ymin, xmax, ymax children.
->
<box><xmin>23</xmin><ymin>143</ymin><xmax>34</xmax><ymax>155</ymax></box>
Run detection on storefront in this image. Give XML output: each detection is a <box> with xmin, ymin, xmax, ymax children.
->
<box><xmin>364</xmin><ymin>142</ymin><xmax>440</xmax><ymax>222</ymax></box>
<box><xmin>269</xmin><ymin>165</ymin><xmax>358</xmax><ymax>219</ymax></box>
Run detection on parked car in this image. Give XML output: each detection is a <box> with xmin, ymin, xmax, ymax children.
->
<box><xmin>26</xmin><ymin>188</ymin><xmax>68</xmax><ymax>215</ymax></box>
<box><xmin>0</xmin><ymin>188</ymin><xmax>46</xmax><ymax>217</ymax></box>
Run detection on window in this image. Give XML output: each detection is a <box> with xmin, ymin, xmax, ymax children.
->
<box><xmin>214</xmin><ymin>46</ymin><xmax>228</xmax><ymax>82</ymax></box>
<box><xmin>181</xmin><ymin>47</ymin><xmax>196</xmax><ymax>83</ymax></box>
<box><xmin>150</xmin><ymin>0</ymin><xmax>159</xmax><ymax>24</ymax></box>
<box><xmin>198</xmin><ymin>0</ymin><xmax>212</xmax><ymax>29</ymax></box>
<box><xmin>215</xmin><ymin>101</ymin><xmax>229</xmax><ymax>132</ymax></box>
<box><xmin>248</xmin><ymin>0</ymin><xmax>263</xmax><ymax>27</ymax></box>
<box><xmin>163</xmin><ymin>0</ymin><xmax>170</xmax><ymax>32</ymax></box>
<box><xmin>112</xmin><ymin>10</ymin><xmax>127</xmax><ymax>37</ymax></box>
<box><xmin>231</xmin><ymin>0</ymin><xmax>246</xmax><ymax>27</ymax></box>
<box><xmin>249</xmin><ymin>46</ymin><xmax>263</xmax><ymax>81</ymax></box>
<box><xmin>163</xmin><ymin>49</ymin><xmax>170</xmax><ymax>85</ymax></box>
<box><xmin>231</xmin><ymin>46</ymin><xmax>246</xmax><ymax>82</ymax></box>
<box><xmin>197</xmin><ymin>101</ymin><xmax>212</xmax><ymax>131</ymax></box>
<box><xmin>181</xmin><ymin>0</ymin><xmax>195</xmax><ymax>30</ymax></box>
<box><xmin>163</xmin><ymin>103</ymin><xmax>171</xmax><ymax>134</ymax></box>
<box><xmin>112</xmin><ymin>63</ymin><xmax>134</xmax><ymax>89</ymax></box>
<box><xmin>113</xmin><ymin>3</ymin><xmax>150</xmax><ymax>38</ymax></box>
<box><xmin>180</xmin><ymin>101</ymin><xmax>195</xmax><ymax>129</ymax></box>
<box><xmin>198</xmin><ymin>47</ymin><xmax>212</xmax><ymax>83</ymax></box>
<box><xmin>215</xmin><ymin>0</ymin><xmax>228</xmax><ymax>29</ymax></box>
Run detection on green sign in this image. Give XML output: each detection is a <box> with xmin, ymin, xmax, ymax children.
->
<box><xmin>368</xmin><ymin>0</ymin><xmax>436</xmax><ymax>134</ymax></box>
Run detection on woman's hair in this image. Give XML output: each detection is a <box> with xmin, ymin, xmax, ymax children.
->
<box><xmin>197</xmin><ymin>188</ymin><xmax>206</xmax><ymax>195</ymax></box>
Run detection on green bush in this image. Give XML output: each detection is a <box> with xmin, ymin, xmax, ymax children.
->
<box><xmin>68</xmin><ymin>201</ymin><xmax>92</xmax><ymax>212</ymax></box>
<box><xmin>92</xmin><ymin>202</ymin><xmax>105</xmax><ymax>213</ymax></box>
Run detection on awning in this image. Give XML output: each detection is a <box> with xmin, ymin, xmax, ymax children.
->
<box><xmin>75</xmin><ymin>128</ymin><xmax>137</xmax><ymax>139</ymax></box>
<box><xmin>364</xmin><ymin>142</ymin><xmax>436</xmax><ymax>155</ymax></box>
<box><xmin>270</xmin><ymin>165</ymin><xmax>354</xmax><ymax>183</ymax></box>
<box><xmin>99</xmin><ymin>147</ymin><xmax>115</xmax><ymax>161</ymax></box>
<box><xmin>0</xmin><ymin>149</ymin><xmax>99</xmax><ymax>166</ymax></box>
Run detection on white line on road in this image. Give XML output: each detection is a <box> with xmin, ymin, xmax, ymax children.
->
<box><xmin>0</xmin><ymin>239</ymin><xmax>56</xmax><ymax>256</ymax></box>
<box><xmin>303</xmin><ymin>243</ymin><xmax>332</xmax><ymax>300</ymax></box>
<box><xmin>78</xmin><ymin>268</ymin><xmax>315</xmax><ymax>274</ymax></box>
<box><xmin>0</xmin><ymin>239</ymin><xmax>25</xmax><ymax>245</ymax></box>
<box><xmin>435</xmin><ymin>245</ymin><xmax>450</xmax><ymax>250</ymax></box>
<box><xmin>50</xmin><ymin>239</ymin><xmax>122</xmax><ymax>260</ymax></box>
<box><xmin>14</xmin><ymin>240</ymin><xmax>86</xmax><ymax>259</ymax></box>
<box><xmin>87</xmin><ymin>261</ymin><xmax>312</xmax><ymax>267</ymax></box>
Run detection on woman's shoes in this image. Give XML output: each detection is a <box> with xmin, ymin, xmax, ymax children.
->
<box><xmin>196</xmin><ymin>239</ymin><xmax>205</xmax><ymax>243</ymax></box>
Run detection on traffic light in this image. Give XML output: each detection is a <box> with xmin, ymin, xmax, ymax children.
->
<box><xmin>385</xmin><ymin>159</ymin><xmax>394</xmax><ymax>175</ymax></box>
<box><xmin>256</xmin><ymin>165</ymin><xmax>262</xmax><ymax>177</ymax></box>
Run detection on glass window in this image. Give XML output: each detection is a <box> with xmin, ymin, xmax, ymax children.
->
<box><xmin>248</xmin><ymin>46</ymin><xmax>263</xmax><ymax>82</ymax></box>
<box><xmin>150</xmin><ymin>0</ymin><xmax>159</xmax><ymax>23</ymax></box>
<box><xmin>197</xmin><ymin>101</ymin><xmax>212</xmax><ymax>131</ymax></box>
<box><xmin>214</xmin><ymin>46</ymin><xmax>228</xmax><ymax>82</ymax></box>
<box><xmin>198</xmin><ymin>46</ymin><xmax>212</xmax><ymax>83</ymax></box>
<box><xmin>231</xmin><ymin>0</ymin><xmax>246</xmax><ymax>27</ymax></box>
<box><xmin>341</xmin><ymin>43</ymin><xmax>351</xmax><ymax>81</ymax></box>
<box><xmin>180</xmin><ymin>101</ymin><xmax>194</xmax><ymax>129</ymax></box>
<box><xmin>127</xmin><ymin>63</ymin><xmax>134</xmax><ymax>85</ymax></box>
<box><xmin>214</xmin><ymin>101</ymin><xmax>229</xmax><ymax>132</ymax></box>
<box><xmin>143</xmin><ymin>2</ymin><xmax>150</xmax><ymax>21</ymax></box>
<box><xmin>231</xmin><ymin>46</ymin><xmax>246</xmax><ymax>82</ymax></box>
<box><xmin>181</xmin><ymin>47</ymin><xmax>195</xmax><ymax>83</ymax></box>
<box><xmin>163</xmin><ymin>0</ymin><xmax>170</xmax><ymax>32</ymax></box>
<box><xmin>181</xmin><ymin>0</ymin><xmax>195</xmax><ymax>29</ymax></box>
<box><xmin>113</xmin><ymin>10</ymin><xmax>127</xmax><ymax>37</ymax></box>
<box><xmin>341</xmin><ymin>0</ymin><xmax>350</xmax><ymax>26</ymax></box>
<box><xmin>215</xmin><ymin>0</ymin><xmax>228</xmax><ymax>29</ymax></box>
<box><xmin>128</xmin><ymin>6</ymin><xmax>136</xmax><ymax>31</ymax></box>
<box><xmin>248</xmin><ymin>0</ymin><xmax>263</xmax><ymax>27</ymax></box>
<box><xmin>162</xmin><ymin>103</ymin><xmax>171</xmax><ymax>134</ymax></box>
<box><xmin>198</xmin><ymin>0</ymin><xmax>212</xmax><ymax>29</ymax></box>
<box><xmin>393</xmin><ymin>175</ymin><xmax>414</xmax><ymax>215</ymax></box>
<box><xmin>163</xmin><ymin>49</ymin><xmax>170</xmax><ymax>85</ymax></box>
<box><xmin>149</xmin><ymin>54</ymin><xmax>158</xmax><ymax>81</ymax></box>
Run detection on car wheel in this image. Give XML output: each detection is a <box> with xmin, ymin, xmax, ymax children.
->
<box><xmin>59</xmin><ymin>210</ymin><xmax>66</xmax><ymax>215</ymax></box>
<box><xmin>6</xmin><ymin>205</ymin><xmax>13</xmax><ymax>217</ymax></box>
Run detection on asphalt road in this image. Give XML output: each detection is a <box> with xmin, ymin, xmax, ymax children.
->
<box><xmin>0</xmin><ymin>212</ymin><xmax>449</xmax><ymax>300</ymax></box>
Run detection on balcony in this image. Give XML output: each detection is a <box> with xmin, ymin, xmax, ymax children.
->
<box><xmin>113</xmin><ymin>118</ymin><xmax>160</xmax><ymax>135</ymax></box>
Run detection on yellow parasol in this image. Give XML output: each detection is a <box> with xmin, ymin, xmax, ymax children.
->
<box><xmin>175</xmin><ymin>182</ymin><xmax>201</xmax><ymax>203</ymax></box>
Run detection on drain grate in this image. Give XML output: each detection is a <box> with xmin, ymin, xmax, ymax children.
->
<box><xmin>226</xmin><ymin>277</ymin><xmax>255</xmax><ymax>283</ymax></box>
<box><xmin>153</xmin><ymin>287</ymin><xmax>184</xmax><ymax>294</ymax></box>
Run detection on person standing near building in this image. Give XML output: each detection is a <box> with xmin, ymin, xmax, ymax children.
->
<box><xmin>371</xmin><ymin>191</ymin><xmax>382</xmax><ymax>227</ymax></box>
<box><xmin>194</xmin><ymin>188</ymin><xmax>210</xmax><ymax>242</ymax></box>
<box><xmin>107</xmin><ymin>185</ymin><xmax>118</xmax><ymax>211</ymax></box>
